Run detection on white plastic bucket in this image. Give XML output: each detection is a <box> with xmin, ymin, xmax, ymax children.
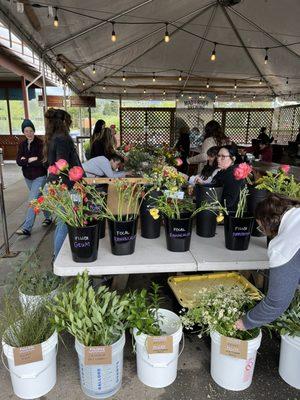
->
<box><xmin>210</xmin><ymin>330</ymin><xmax>262</xmax><ymax>391</ymax></box>
<box><xmin>75</xmin><ymin>332</ymin><xmax>125</xmax><ymax>399</ymax></box>
<box><xmin>133</xmin><ymin>308</ymin><xmax>183</xmax><ymax>388</ymax></box>
<box><xmin>19</xmin><ymin>286</ymin><xmax>59</xmax><ymax>310</ymax></box>
<box><xmin>2</xmin><ymin>330</ymin><xmax>58</xmax><ymax>399</ymax></box>
<box><xmin>279</xmin><ymin>334</ymin><xmax>300</xmax><ymax>389</ymax></box>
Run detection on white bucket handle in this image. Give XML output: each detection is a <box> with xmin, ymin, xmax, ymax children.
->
<box><xmin>142</xmin><ymin>333</ymin><xmax>185</xmax><ymax>368</ymax></box>
<box><xmin>1</xmin><ymin>344</ymin><xmax>58</xmax><ymax>380</ymax></box>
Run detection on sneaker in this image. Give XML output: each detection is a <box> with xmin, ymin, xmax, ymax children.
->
<box><xmin>16</xmin><ymin>228</ymin><xmax>31</xmax><ymax>236</ymax></box>
<box><xmin>42</xmin><ymin>218</ymin><xmax>52</xmax><ymax>227</ymax></box>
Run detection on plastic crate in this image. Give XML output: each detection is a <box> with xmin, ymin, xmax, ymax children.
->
<box><xmin>168</xmin><ymin>272</ymin><xmax>262</xmax><ymax>309</ymax></box>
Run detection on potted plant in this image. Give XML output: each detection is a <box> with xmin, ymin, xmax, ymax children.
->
<box><xmin>10</xmin><ymin>251</ymin><xmax>62</xmax><ymax>309</ymax></box>
<box><xmin>271</xmin><ymin>291</ymin><xmax>300</xmax><ymax>389</ymax></box>
<box><xmin>181</xmin><ymin>285</ymin><xmax>262</xmax><ymax>391</ymax></box>
<box><xmin>31</xmin><ymin>160</ymin><xmax>107</xmax><ymax>262</ymax></box>
<box><xmin>49</xmin><ymin>271</ymin><xmax>129</xmax><ymax>399</ymax></box>
<box><xmin>0</xmin><ymin>296</ymin><xmax>57</xmax><ymax>399</ymax></box>
<box><xmin>151</xmin><ymin>190</ymin><xmax>225</xmax><ymax>252</ymax></box>
<box><xmin>102</xmin><ymin>180</ymin><xmax>147</xmax><ymax>255</ymax></box>
<box><xmin>127</xmin><ymin>283</ymin><xmax>183</xmax><ymax>388</ymax></box>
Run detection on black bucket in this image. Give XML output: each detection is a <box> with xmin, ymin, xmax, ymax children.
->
<box><xmin>108</xmin><ymin>216</ymin><xmax>138</xmax><ymax>256</ymax></box>
<box><xmin>224</xmin><ymin>214</ymin><xmax>254</xmax><ymax>251</ymax></box>
<box><xmin>98</xmin><ymin>218</ymin><xmax>106</xmax><ymax>240</ymax></box>
<box><xmin>140</xmin><ymin>190</ymin><xmax>162</xmax><ymax>239</ymax></box>
<box><xmin>164</xmin><ymin>214</ymin><xmax>193</xmax><ymax>252</ymax></box>
<box><xmin>195</xmin><ymin>184</ymin><xmax>223</xmax><ymax>237</ymax></box>
<box><xmin>247</xmin><ymin>187</ymin><xmax>268</xmax><ymax>237</ymax></box>
<box><xmin>67</xmin><ymin>224</ymin><xmax>99</xmax><ymax>262</ymax></box>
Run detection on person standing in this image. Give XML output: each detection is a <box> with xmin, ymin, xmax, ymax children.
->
<box><xmin>16</xmin><ymin>119</ymin><xmax>51</xmax><ymax>236</ymax></box>
<box><xmin>44</xmin><ymin>108</ymin><xmax>82</xmax><ymax>258</ymax></box>
<box><xmin>90</xmin><ymin>119</ymin><xmax>106</xmax><ymax>158</ymax></box>
<box><xmin>90</xmin><ymin>127</ymin><xmax>115</xmax><ymax>159</ymax></box>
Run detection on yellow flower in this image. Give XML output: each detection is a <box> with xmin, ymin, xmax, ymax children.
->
<box><xmin>170</xmin><ymin>186</ymin><xmax>178</xmax><ymax>192</ymax></box>
<box><xmin>216</xmin><ymin>212</ymin><xmax>224</xmax><ymax>223</ymax></box>
<box><xmin>149</xmin><ymin>208</ymin><xmax>160</xmax><ymax>220</ymax></box>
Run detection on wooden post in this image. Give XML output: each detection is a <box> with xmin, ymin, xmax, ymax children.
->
<box><xmin>21</xmin><ymin>76</ymin><xmax>29</xmax><ymax>119</ymax></box>
<box><xmin>5</xmin><ymin>88</ymin><xmax>12</xmax><ymax>135</ymax></box>
<box><xmin>88</xmin><ymin>106</ymin><xmax>92</xmax><ymax>137</ymax></box>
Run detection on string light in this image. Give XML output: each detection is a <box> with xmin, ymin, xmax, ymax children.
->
<box><xmin>143</xmin><ymin>89</ymin><xmax>146</xmax><ymax>94</ymax></box>
<box><xmin>286</xmin><ymin>77</ymin><xmax>289</xmax><ymax>85</ymax></box>
<box><xmin>253</xmin><ymin>95</ymin><xmax>256</xmax><ymax>99</ymax></box>
<box><xmin>234</xmin><ymin>93</ymin><xmax>237</xmax><ymax>98</ymax></box>
<box><xmin>206</xmin><ymin>79</ymin><xmax>210</xmax><ymax>88</ymax></box>
<box><xmin>164</xmin><ymin>23</ymin><xmax>170</xmax><ymax>43</ymax></box>
<box><xmin>122</xmin><ymin>71</ymin><xmax>126</xmax><ymax>82</ymax></box>
<box><xmin>181</xmin><ymin>93</ymin><xmax>184</xmax><ymax>97</ymax></box>
<box><xmin>152</xmin><ymin>72</ymin><xmax>156</xmax><ymax>82</ymax></box>
<box><xmin>215</xmin><ymin>94</ymin><xmax>218</xmax><ymax>100</ymax></box>
<box><xmin>92</xmin><ymin>64</ymin><xmax>96</xmax><ymax>74</ymax></box>
<box><xmin>62</xmin><ymin>63</ymin><xmax>66</xmax><ymax>73</ymax></box>
<box><xmin>188</xmin><ymin>95</ymin><xmax>192</xmax><ymax>99</ymax></box>
<box><xmin>234</xmin><ymin>80</ymin><xmax>237</xmax><ymax>89</ymax></box>
<box><xmin>211</xmin><ymin>43</ymin><xmax>216</xmax><ymax>61</ymax></box>
<box><xmin>163</xmin><ymin>90</ymin><xmax>166</xmax><ymax>95</ymax></box>
<box><xmin>264</xmin><ymin>48</ymin><xmax>269</xmax><ymax>64</ymax></box>
<box><xmin>102</xmin><ymin>85</ymin><xmax>106</xmax><ymax>90</ymax></box>
<box><xmin>178</xmin><ymin>71</ymin><xmax>182</xmax><ymax>82</ymax></box>
<box><xmin>259</xmin><ymin>78</ymin><xmax>263</xmax><ymax>85</ymax></box>
<box><xmin>53</xmin><ymin>7</ymin><xmax>59</xmax><ymax>27</ymax></box>
<box><xmin>111</xmin><ymin>22</ymin><xmax>117</xmax><ymax>42</ymax></box>
<box><xmin>82</xmin><ymin>80</ymin><xmax>85</xmax><ymax>86</ymax></box>
<box><xmin>123</xmin><ymin>88</ymin><xmax>126</xmax><ymax>93</ymax></box>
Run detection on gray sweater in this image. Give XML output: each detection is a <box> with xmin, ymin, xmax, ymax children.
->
<box><xmin>82</xmin><ymin>156</ymin><xmax>126</xmax><ymax>178</ymax></box>
<box><xmin>243</xmin><ymin>248</ymin><xmax>300</xmax><ymax>330</ymax></box>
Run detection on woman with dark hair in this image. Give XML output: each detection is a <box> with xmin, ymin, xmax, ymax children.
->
<box><xmin>187</xmin><ymin>120</ymin><xmax>228</xmax><ymax>174</ymax></box>
<box><xmin>90</xmin><ymin>127</ymin><xmax>114</xmax><ymax>159</ymax></box>
<box><xmin>235</xmin><ymin>194</ymin><xmax>300</xmax><ymax>331</ymax></box>
<box><xmin>175</xmin><ymin>125</ymin><xmax>190</xmax><ymax>174</ymax></box>
<box><xmin>189</xmin><ymin>146</ymin><xmax>220</xmax><ymax>185</ymax></box>
<box><xmin>211</xmin><ymin>145</ymin><xmax>244</xmax><ymax>211</ymax></box>
<box><xmin>44</xmin><ymin>108</ymin><xmax>82</xmax><ymax>258</ymax></box>
<box><xmin>91</xmin><ymin>119</ymin><xmax>105</xmax><ymax>144</ymax></box>
<box><xmin>258</xmin><ymin>136</ymin><xmax>273</xmax><ymax>162</ymax></box>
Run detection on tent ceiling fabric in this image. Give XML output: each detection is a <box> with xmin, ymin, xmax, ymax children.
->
<box><xmin>1</xmin><ymin>0</ymin><xmax>299</xmax><ymax>100</ymax></box>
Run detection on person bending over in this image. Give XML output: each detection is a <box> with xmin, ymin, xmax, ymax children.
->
<box><xmin>83</xmin><ymin>154</ymin><xmax>126</xmax><ymax>178</ymax></box>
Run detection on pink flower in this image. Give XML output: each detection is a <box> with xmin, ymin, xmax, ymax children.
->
<box><xmin>68</xmin><ymin>166</ymin><xmax>84</xmax><ymax>182</ymax></box>
<box><xmin>124</xmin><ymin>145</ymin><xmax>131</xmax><ymax>152</ymax></box>
<box><xmin>175</xmin><ymin>158</ymin><xmax>183</xmax><ymax>167</ymax></box>
<box><xmin>48</xmin><ymin>164</ymin><xmax>59</xmax><ymax>175</ymax></box>
<box><xmin>280</xmin><ymin>164</ymin><xmax>290</xmax><ymax>174</ymax></box>
<box><xmin>55</xmin><ymin>159</ymin><xmax>69</xmax><ymax>171</ymax></box>
<box><xmin>233</xmin><ymin>163</ymin><xmax>253</xmax><ymax>180</ymax></box>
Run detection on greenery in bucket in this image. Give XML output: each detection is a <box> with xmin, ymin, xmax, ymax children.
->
<box><xmin>9</xmin><ymin>252</ymin><xmax>61</xmax><ymax>296</ymax></box>
<box><xmin>0</xmin><ymin>295</ymin><xmax>53</xmax><ymax>347</ymax></box>
<box><xmin>49</xmin><ymin>271</ymin><xmax>129</xmax><ymax>346</ymax></box>
<box><xmin>180</xmin><ymin>285</ymin><xmax>260</xmax><ymax>340</ymax></box>
<box><xmin>270</xmin><ymin>291</ymin><xmax>300</xmax><ymax>337</ymax></box>
<box><xmin>126</xmin><ymin>282</ymin><xmax>163</xmax><ymax>336</ymax></box>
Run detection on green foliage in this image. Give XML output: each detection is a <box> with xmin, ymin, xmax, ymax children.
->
<box><xmin>8</xmin><ymin>251</ymin><xmax>61</xmax><ymax>296</ymax></box>
<box><xmin>255</xmin><ymin>169</ymin><xmax>300</xmax><ymax>199</ymax></box>
<box><xmin>0</xmin><ymin>295</ymin><xmax>53</xmax><ymax>347</ymax></box>
<box><xmin>180</xmin><ymin>285</ymin><xmax>260</xmax><ymax>341</ymax></box>
<box><xmin>126</xmin><ymin>283</ymin><xmax>164</xmax><ymax>336</ymax></box>
<box><xmin>49</xmin><ymin>271</ymin><xmax>129</xmax><ymax>346</ymax></box>
<box><xmin>271</xmin><ymin>291</ymin><xmax>300</xmax><ymax>337</ymax></box>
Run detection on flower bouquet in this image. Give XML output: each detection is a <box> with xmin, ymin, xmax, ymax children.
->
<box><xmin>31</xmin><ymin>159</ymin><xmax>107</xmax><ymax>262</ymax></box>
<box><xmin>224</xmin><ymin>163</ymin><xmax>254</xmax><ymax>251</ymax></box>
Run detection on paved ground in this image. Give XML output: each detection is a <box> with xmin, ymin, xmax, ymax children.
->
<box><xmin>0</xmin><ymin>163</ymin><xmax>299</xmax><ymax>400</ymax></box>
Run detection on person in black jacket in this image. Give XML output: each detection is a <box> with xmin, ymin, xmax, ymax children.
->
<box><xmin>212</xmin><ymin>145</ymin><xmax>245</xmax><ymax>212</ymax></box>
<box><xmin>90</xmin><ymin>127</ymin><xmax>114</xmax><ymax>159</ymax></box>
<box><xmin>175</xmin><ymin>125</ymin><xmax>190</xmax><ymax>174</ymax></box>
<box><xmin>44</xmin><ymin>108</ymin><xmax>83</xmax><ymax>258</ymax></box>
<box><xmin>16</xmin><ymin>119</ymin><xmax>51</xmax><ymax>236</ymax></box>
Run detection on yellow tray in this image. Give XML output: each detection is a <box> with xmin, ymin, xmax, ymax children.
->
<box><xmin>168</xmin><ymin>272</ymin><xmax>262</xmax><ymax>309</ymax></box>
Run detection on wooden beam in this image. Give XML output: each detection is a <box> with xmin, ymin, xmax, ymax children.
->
<box><xmin>22</xmin><ymin>1</ymin><xmax>41</xmax><ymax>32</ymax></box>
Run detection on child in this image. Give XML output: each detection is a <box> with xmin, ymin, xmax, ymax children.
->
<box><xmin>189</xmin><ymin>146</ymin><xmax>220</xmax><ymax>185</ymax></box>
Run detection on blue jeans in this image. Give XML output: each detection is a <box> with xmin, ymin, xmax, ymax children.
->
<box><xmin>23</xmin><ymin>176</ymin><xmax>51</xmax><ymax>232</ymax></box>
<box><xmin>54</xmin><ymin>219</ymin><xmax>68</xmax><ymax>259</ymax></box>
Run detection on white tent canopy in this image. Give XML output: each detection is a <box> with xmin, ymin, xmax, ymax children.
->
<box><xmin>1</xmin><ymin>0</ymin><xmax>299</xmax><ymax>101</ymax></box>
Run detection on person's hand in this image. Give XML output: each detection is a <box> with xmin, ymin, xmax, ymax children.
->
<box><xmin>125</xmin><ymin>171</ymin><xmax>134</xmax><ymax>176</ymax></box>
<box><xmin>20</xmin><ymin>157</ymin><xmax>26</xmax><ymax>160</ymax></box>
<box><xmin>28</xmin><ymin>157</ymin><xmax>38</xmax><ymax>163</ymax></box>
<box><xmin>235</xmin><ymin>319</ymin><xmax>246</xmax><ymax>331</ymax></box>
<box><xmin>194</xmin><ymin>176</ymin><xmax>203</xmax><ymax>184</ymax></box>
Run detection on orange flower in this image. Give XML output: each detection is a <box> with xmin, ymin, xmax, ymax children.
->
<box><xmin>34</xmin><ymin>207</ymin><xmax>40</xmax><ymax>215</ymax></box>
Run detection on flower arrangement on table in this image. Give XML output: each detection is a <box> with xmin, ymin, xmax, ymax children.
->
<box><xmin>31</xmin><ymin>160</ymin><xmax>107</xmax><ymax>227</ymax></box>
<box><xmin>255</xmin><ymin>164</ymin><xmax>300</xmax><ymax>199</ymax></box>
<box><xmin>180</xmin><ymin>285</ymin><xmax>260</xmax><ymax>340</ymax></box>
<box><xmin>232</xmin><ymin>162</ymin><xmax>253</xmax><ymax>218</ymax></box>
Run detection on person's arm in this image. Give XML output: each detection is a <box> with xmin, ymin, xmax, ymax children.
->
<box><xmin>98</xmin><ymin>158</ymin><xmax>126</xmax><ymax>178</ymax></box>
<box><xmin>16</xmin><ymin>143</ymin><xmax>27</xmax><ymax>166</ymax></box>
<box><xmin>27</xmin><ymin>140</ymin><xmax>45</xmax><ymax>167</ymax></box>
<box><xmin>187</xmin><ymin>138</ymin><xmax>211</xmax><ymax>164</ymax></box>
<box><xmin>242</xmin><ymin>250</ymin><xmax>300</xmax><ymax>330</ymax></box>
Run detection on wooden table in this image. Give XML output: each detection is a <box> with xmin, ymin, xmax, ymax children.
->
<box><xmin>54</xmin><ymin>227</ymin><xmax>269</xmax><ymax>277</ymax></box>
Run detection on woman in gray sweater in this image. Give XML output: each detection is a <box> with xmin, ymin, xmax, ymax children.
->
<box><xmin>235</xmin><ymin>194</ymin><xmax>300</xmax><ymax>331</ymax></box>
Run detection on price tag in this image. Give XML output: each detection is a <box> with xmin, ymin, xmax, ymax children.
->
<box><xmin>84</xmin><ymin>346</ymin><xmax>112</xmax><ymax>365</ymax></box>
<box><xmin>164</xmin><ymin>190</ymin><xmax>185</xmax><ymax>200</ymax></box>
<box><xmin>220</xmin><ymin>336</ymin><xmax>248</xmax><ymax>360</ymax></box>
<box><xmin>146</xmin><ymin>336</ymin><xmax>173</xmax><ymax>354</ymax></box>
<box><xmin>13</xmin><ymin>344</ymin><xmax>43</xmax><ymax>366</ymax></box>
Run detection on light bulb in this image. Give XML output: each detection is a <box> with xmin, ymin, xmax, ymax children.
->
<box><xmin>178</xmin><ymin>72</ymin><xmax>182</xmax><ymax>81</ymax></box>
<box><xmin>210</xmin><ymin>43</ymin><xmax>216</xmax><ymax>61</ymax></box>
<box><xmin>122</xmin><ymin>71</ymin><xmax>126</xmax><ymax>82</ymax></box>
<box><xmin>264</xmin><ymin>48</ymin><xmax>269</xmax><ymax>64</ymax></box>
<box><xmin>206</xmin><ymin>80</ymin><xmax>210</xmax><ymax>88</ymax></box>
<box><xmin>82</xmin><ymin>80</ymin><xmax>85</xmax><ymax>86</ymax></box>
<box><xmin>259</xmin><ymin>78</ymin><xmax>262</xmax><ymax>85</ymax></box>
<box><xmin>54</xmin><ymin>16</ymin><xmax>58</xmax><ymax>28</ymax></box>
<box><xmin>164</xmin><ymin>23</ymin><xmax>170</xmax><ymax>43</ymax></box>
<box><xmin>111</xmin><ymin>22</ymin><xmax>116</xmax><ymax>42</ymax></box>
<box><xmin>92</xmin><ymin>65</ymin><xmax>96</xmax><ymax>74</ymax></box>
<box><xmin>102</xmin><ymin>85</ymin><xmax>106</xmax><ymax>90</ymax></box>
<box><xmin>62</xmin><ymin>64</ymin><xmax>66</xmax><ymax>73</ymax></box>
<box><xmin>152</xmin><ymin>73</ymin><xmax>156</xmax><ymax>82</ymax></box>
<box><xmin>234</xmin><ymin>80</ymin><xmax>237</xmax><ymax>89</ymax></box>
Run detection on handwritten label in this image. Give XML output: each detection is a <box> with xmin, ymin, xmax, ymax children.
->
<box><xmin>13</xmin><ymin>344</ymin><xmax>43</xmax><ymax>366</ymax></box>
<box><xmin>220</xmin><ymin>336</ymin><xmax>248</xmax><ymax>360</ymax></box>
<box><xmin>147</xmin><ymin>336</ymin><xmax>173</xmax><ymax>354</ymax></box>
<box><xmin>84</xmin><ymin>346</ymin><xmax>112</xmax><ymax>365</ymax></box>
<box><xmin>164</xmin><ymin>190</ymin><xmax>185</xmax><ymax>200</ymax></box>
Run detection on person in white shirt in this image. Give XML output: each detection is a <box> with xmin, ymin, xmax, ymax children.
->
<box><xmin>82</xmin><ymin>154</ymin><xmax>126</xmax><ymax>178</ymax></box>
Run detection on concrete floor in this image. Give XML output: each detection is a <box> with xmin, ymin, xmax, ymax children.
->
<box><xmin>0</xmin><ymin>164</ymin><xmax>299</xmax><ymax>400</ymax></box>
